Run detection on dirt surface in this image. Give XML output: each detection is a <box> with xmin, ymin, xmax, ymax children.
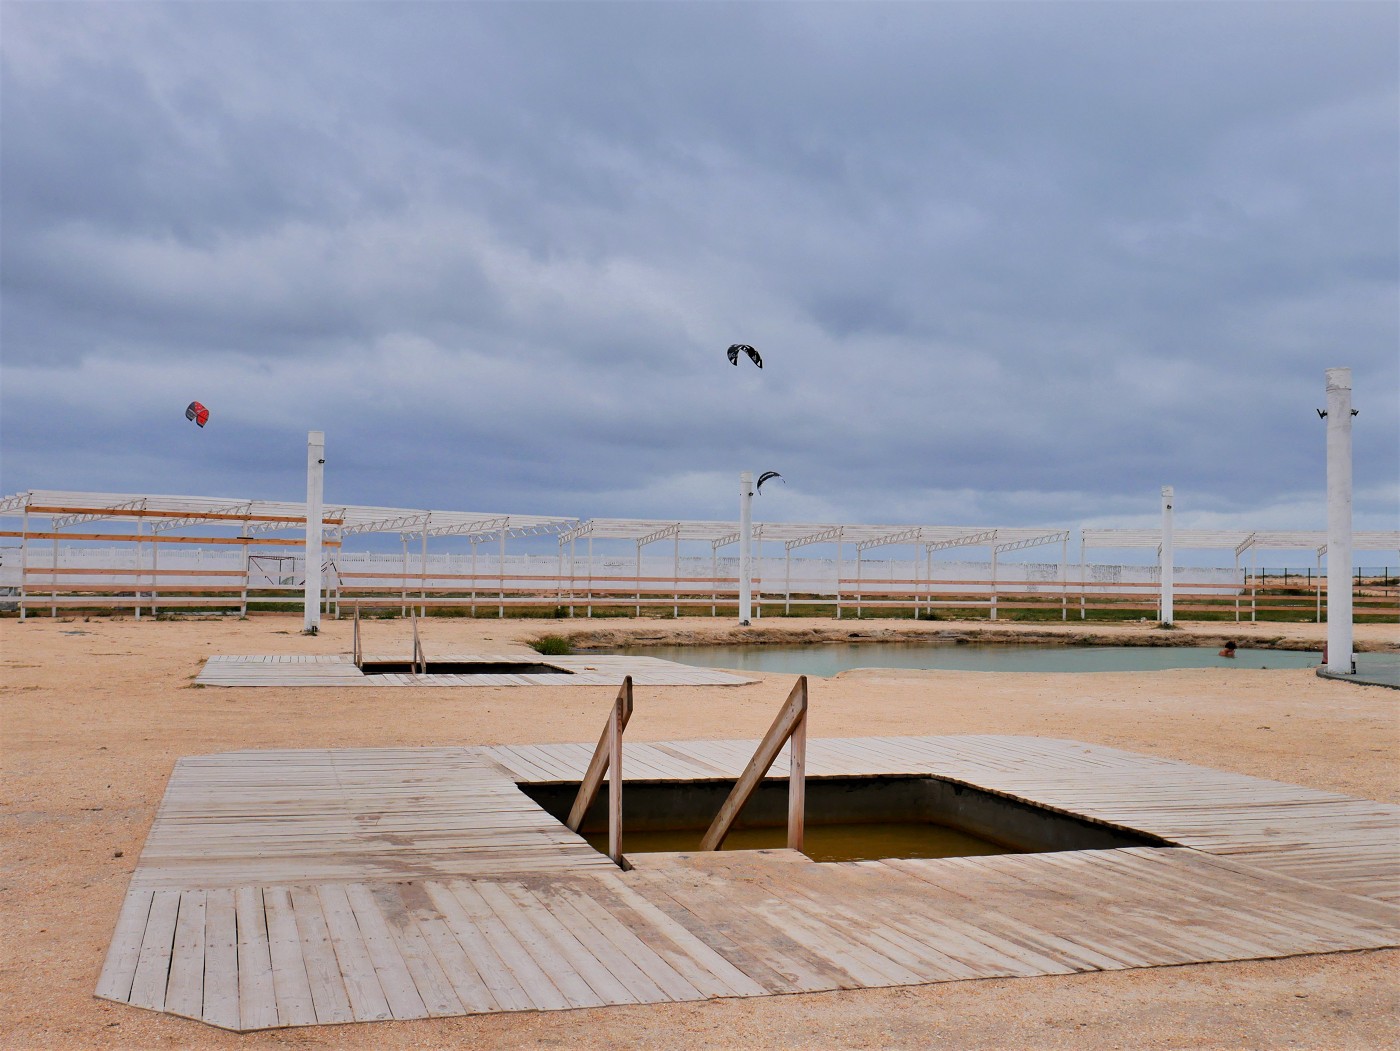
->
<box><xmin>2</xmin><ymin>614</ymin><xmax>1397</xmax><ymax>1049</ymax></box>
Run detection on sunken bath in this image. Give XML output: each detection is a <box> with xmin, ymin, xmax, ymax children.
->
<box><xmin>521</xmin><ymin>774</ymin><xmax>1168</xmax><ymax>863</ymax></box>
<box><xmin>358</xmin><ymin>658</ymin><xmax>574</xmax><ymax>676</ymax></box>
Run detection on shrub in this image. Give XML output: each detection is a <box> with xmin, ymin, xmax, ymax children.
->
<box><xmin>529</xmin><ymin>635</ymin><xmax>573</xmax><ymax>656</ymax></box>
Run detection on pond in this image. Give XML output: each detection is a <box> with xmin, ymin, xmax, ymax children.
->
<box><xmin>615</xmin><ymin>642</ymin><xmax>1321</xmax><ymax>676</ymax></box>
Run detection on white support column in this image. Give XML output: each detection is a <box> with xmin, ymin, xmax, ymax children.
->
<box><xmin>1315</xmin><ymin>549</ymin><xmax>1323</xmax><ymax>624</ymax></box>
<box><xmin>1160</xmin><ymin>485</ymin><xmax>1175</xmax><ymax>626</ymax></box>
<box><xmin>150</xmin><ymin>526</ymin><xmax>159</xmax><ymax>619</ymax></box>
<box><xmin>738</xmin><ymin>471</ymin><xmax>753</xmax><ymax>625</ymax></box>
<box><xmin>51</xmin><ymin>524</ymin><xmax>59</xmax><ymax>619</ymax></box>
<box><xmin>835</xmin><ymin>540</ymin><xmax>843</xmax><ymax>619</ymax></box>
<box><xmin>303</xmin><ymin>430</ymin><xmax>325</xmax><ymax>633</ymax></box>
<box><xmin>753</xmin><ymin>538</ymin><xmax>762</xmax><ymax>619</ymax></box>
<box><xmin>989</xmin><ymin>543</ymin><xmax>998</xmax><ymax>622</ymax></box>
<box><xmin>420</xmin><ymin>527</ymin><xmax>428</xmax><ymax>618</ymax></box>
<box><xmin>240</xmin><ymin>517</ymin><xmax>250</xmax><ymax>618</ymax></box>
<box><xmin>1078</xmin><ymin>538</ymin><xmax>1087</xmax><ymax>620</ymax></box>
<box><xmin>18</xmin><ymin>506</ymin><xmax>28</xmax><ymax>621</ymax></box>
<box><xmin>1325</xmin><ymin>367</ymin><xmax>1354</xmax><ymax>674</ymax></box>
<box><xmin>855</xmin><ymin>547</ymin><xmax>863</xmax><ymax>618</ymax></box>
<box><xmin>1059</xmin><ymin>536</ymin><xmax>1068</xmax><ymax>622</ymax></box>
<box><xmin>134</xmin><ymin>519</ymin><xmax>144</xmax><ymax>620</ymax></box>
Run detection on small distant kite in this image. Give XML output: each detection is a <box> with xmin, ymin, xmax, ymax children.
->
<box><xmin>727</xmin><ymin>343</ymin><xmax>762</xmax><ymax>368</ymax></box>
<box><xmin>185</xmin><ymin>401</ymin><xmax>209</xmax><ymax>428</ymax></box>
<box><xmin>756</xmin><ymin>471</ymin><xmax>783</xmax><ymax>493</ymax></box>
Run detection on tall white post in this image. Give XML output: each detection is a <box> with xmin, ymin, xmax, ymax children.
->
<box><xmin>303</xmin><ymin>430</ymin><xmax>325</xmax><ymax>634</ymax></box>
<box><xmin>1160</xmin><ymin>485</ymin><xmax>1175</xmax><ymax>626</ymax></box>
<box><xmin>739</xmin><ymin>471</ymin><xmax>753</xmax><ymax>625</ymax></box>
<box><xmin>1325</xmin><ymin>368</ymin><xmax>1353</xmax><ymax>674</ymax></box>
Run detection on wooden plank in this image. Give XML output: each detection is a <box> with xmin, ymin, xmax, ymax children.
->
<box><xmin>127</xmin><ymin>888</ymin><xmax>181</xmax><ymax>1010</ymax></box>
<box><xmin>261</xmin><ymin>887</ymin><xmax>318</xmax><ymax>1027</ymax></box>
<box><xmin>626</xmin><ymin>867</ymin><xmax>841</xmax><ymax>994</ymax></box>
<box><xmin>421</xmin><ymin>881</ymin><xmax>535</xmax><ymax>1011</ymax></box>
<box><xmin>234</xmin><ymin>887</ymin><xmax>281</xmax><ymax>1031</ymax></box>
<box><xmin>288</xmin><ymin>885</ymin><xmax>354</xmax><ymax>1025</ymax></box>
<box><xmin>582</xmin><ymin>878</ymin><xmax>769</xmax><ymax>998</ymax></box>
<box><xmin>201</xmin><ymin>887</ymin><xmax>241</xmax><ymax>1030</ymax></box>
<box><xmin>470</xmin><ymin>881</ymin><xmax>611</xmax><ymax>1008</ymax></box>
<box><xmin>363</xmin><ymin>883</ymin><xmax>468</xmax><ymax>1016</ymax></box>
<box><xmin>161</xmin><ymin>890</ymin><xmax>206</xmax><ymax>1019</ymax></box>
<box><xmin>441</xmin><ymin>880</ymin><xmax>571</xmax><ymax>1011</ymax></box>
<box><xmin>550</xmin><ymin>884</ymin><xmax>703</xmax><ymax>1002</ymax></box>
<box><xmin>315</xmin><ymin>883</ymin><xmax>392</xmax><ymax>1022</ymax></box>
<box><xmin>341</xmin><ymin>884</ymin><xmax>431</xmax><ymax>1020</ymax></box>
<box><xmin>95</xmin><ymin>887</ymin><xmax>155</xmax><ymax>1002</ymax></box>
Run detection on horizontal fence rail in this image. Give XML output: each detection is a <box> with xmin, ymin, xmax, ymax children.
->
<box><xmin>4</xmin><ymin>558</ymin><xmax>1396</xmax><ymax>623</ymax></box>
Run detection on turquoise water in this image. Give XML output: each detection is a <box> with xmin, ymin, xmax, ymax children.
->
<box><xmin>617</xmin><ymin>643</ymin><xmax>1322</xmax><ymax>676</ymax></box>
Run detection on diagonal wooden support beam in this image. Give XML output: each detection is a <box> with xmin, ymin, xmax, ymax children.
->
<box><xmin>566</xmin><ymin>677</ymin><xmax>634</xmax><ymax>838</ymax></box>
<box><xmin>700</xmin><ymin>676</ymin><xmax>807</xmax><ymax>852</ymax></box>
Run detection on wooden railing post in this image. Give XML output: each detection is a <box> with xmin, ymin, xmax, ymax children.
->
<box><xmin>608</xmin><ymin>694</ymin><xmax>624</xmax><ymax>864</ymax></box>
<box><xmin>352</xmin><ymin>602</ymin><xmax>362</xmax><ymax>668</ymax></box>
<box><xmin>786</xmin><ymin>681</ymin><xmax>806</xmax><ymax>850</ymax></box>
<box><xmin>566</xmin><ymin>677</ymin><xmax>634</xmax><ymax>867</ymax></box>
<box><xmin>700</xmin><ymin>676</ymin><xmax>807</xmax><ymax>853</ymax></box>
<box><xmin>411</xmin><ymin>606</ymin><xmax>426</xmax><ymax>673</ymax></box>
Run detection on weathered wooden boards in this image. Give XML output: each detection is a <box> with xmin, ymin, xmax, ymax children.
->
<box><xmin>195</xmin><ymin>654</ymin><xmax>753</xmax><ymax>688</ymax></box>
<box><xmin>97</xmin><ymin>736</ymin><xmax>1400</xmax><ymax>1032</ymax></box>
<box><xmin>489</xmin><ymin>735</ymin><xmax>1400</xmax><ymax>903</ymax></box>
<box><xmin>130</xmin><ymin>748</ymin><xmax>618</xmax><ymax>891</ymax></box>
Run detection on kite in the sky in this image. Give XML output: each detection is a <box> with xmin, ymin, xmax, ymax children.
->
<box><xmin>185</xmin><ymin>401</ymin><xmax>210</xmax><ymax>428</ymax></box>
<box><xmin>727</xmin><ymin>343</ymin><xmax>762</xmax><ymax>368</ymax></box>
<box><xmin>756</xmin><ymin>471</ymin><xmax>783</xmax><ymax>493</ymax></box>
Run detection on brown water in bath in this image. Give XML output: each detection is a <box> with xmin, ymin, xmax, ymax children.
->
<box><xmin>587</xmin><ymin>821</ymin><xmax>1015</xmax><ymax>863</ymax></box>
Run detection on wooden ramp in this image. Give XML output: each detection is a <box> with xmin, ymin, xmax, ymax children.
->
<box><xmin>97</xmin><ymin>737</ymin><xmax>1400</xmax><ymax>1032</ymax></box>
<box><xmin>196</xmin><ymin>654</ymin><xmax>753</xmax><ymax>688</ymax></box>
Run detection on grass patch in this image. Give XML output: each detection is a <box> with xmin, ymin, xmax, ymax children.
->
<box><xmin>529</xmin><ymin>635</ymin><xmax>574</xmax><ymax>656</ymax></box>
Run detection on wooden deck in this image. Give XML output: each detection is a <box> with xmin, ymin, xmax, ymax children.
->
<box><xmin>97</xmin><ymin>736</ymin><xmax>1400</xmax><ymax>1031</ymax></box>
<box><xmin>195</xmin><ymin>654</ymin><xmax>754</xmax><ymax>688</ymax></box>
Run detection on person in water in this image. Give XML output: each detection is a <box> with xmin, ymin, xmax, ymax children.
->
<box><xmin>1219</xmin><ymin>640</ymin><xmax>1238</xmax><ymax>658</ymax></box>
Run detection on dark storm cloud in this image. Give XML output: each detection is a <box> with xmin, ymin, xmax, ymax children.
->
<box><xmin>2</xmin><ymin>1</ymin><xmax>1396</xmax><ymax>539</ymax></box>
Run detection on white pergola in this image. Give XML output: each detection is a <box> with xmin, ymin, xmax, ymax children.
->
<box><xmin>559</xmin><ymin>519</ymin><xmax>1071</xmax><ymax>618</ymax></box>
<box><xmin>0</xmin><ymin>490</ymin><xmax>577</xmax><ymax>619</ymax></box>
<box><xmin>1081</xmin><ymin>528</ymin><xmax>1400</xmax><ymax>622</ymax></box>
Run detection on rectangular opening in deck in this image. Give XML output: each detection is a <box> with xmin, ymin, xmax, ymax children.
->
<box><xmin>359</xmin><ymin>660</ymin><xmax>574</xmax><ymax>676</ymax></box>
<box><xmin>520</xmin><ymin>775</ymin><xmax>1169</xmax><ymax>864</ymax></box>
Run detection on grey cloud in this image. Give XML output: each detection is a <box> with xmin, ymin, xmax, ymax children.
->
<box><xmin>2</xmin><ymin>2</ymin><xmax>1396</xmax><ymax>543</ymax></box>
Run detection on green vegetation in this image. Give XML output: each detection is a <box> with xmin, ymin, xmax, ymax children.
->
<box><xmin>529</xmin><ymin>635</ymin><xmax>574</xmax><ymax>656</ymax></box>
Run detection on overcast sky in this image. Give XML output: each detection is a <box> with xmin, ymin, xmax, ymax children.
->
<box><xmin>3</xmin><ymin>1</ymin><xmax>1397</xmax><ymax>540</ymax></box>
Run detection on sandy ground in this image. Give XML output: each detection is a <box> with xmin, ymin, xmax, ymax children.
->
<box><xmin>1</xmin><ymin>614</ymin><xmax>1397</xmax><ymax>1050</ymax></box>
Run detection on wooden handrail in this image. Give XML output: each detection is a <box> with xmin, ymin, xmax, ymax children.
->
<box><xmin>411</xmin><ymin>607</ymin><xmax>426</xmax><ymax>673</ymax></box>
<box><xmin>700</xmin><ymin>676</ymin><xmax>807</xmax><ymax>853</ymax></box>
<box><xmin>566</xmin><ymin>677</ymin><xmax>633</xmax><ymax>867</ymax></box>
<box><xmin>352</xmin><ymin>602</ymin><xmax>362</xmax><ymax>668</ymax></box>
